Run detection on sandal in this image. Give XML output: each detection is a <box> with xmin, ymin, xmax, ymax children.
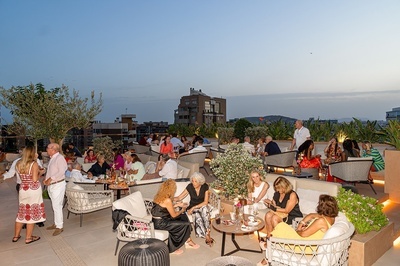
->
<box><xmin>205</xmin><ymin>234</ymin><xmax>215</xmax><ymax>247</ymax></box>
<box><xmin>185</xmin><ymin>240</ymin><xmax>200</xmax><ymax>249</ymax></box>
<box><xmin>259</xmin><ymin>241</ymin><xmax>267</xmax><ymax>251</ymax></box>
<box><xmin>12</xmin><ymin>236</ymin><xmax>21</xmax><ymax>242</ymax></box>
<box><xmin>25</xmin><ymin>236</ymin><xmax>40</xmax><ymax>244</ymax></box>
<box><xmin>256</xmin><ymin>258</ymin><xmax>269</xmax><ymax>266</ymax></box>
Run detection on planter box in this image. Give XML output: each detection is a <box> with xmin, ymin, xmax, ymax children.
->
<box><xmin>349</xmin><ymin>222</ymin><xmax>394</xmax><ymax>266</ymax></box>
<box><xmin>384</xmin><ymin>150</ymin><xmax>400</xmax><ymax>203</ymax></box>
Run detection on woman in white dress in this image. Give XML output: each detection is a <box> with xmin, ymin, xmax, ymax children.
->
<box><xmin>246</xmin><ymin>169</ymin><xmax>269</xmax><ymax>214</ymax></box>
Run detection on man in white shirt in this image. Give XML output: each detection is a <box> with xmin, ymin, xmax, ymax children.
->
<box><xmin>243</xmin><ymin>136</ymin><xmax>255</xmax><ymax>155</ymax></box>
<box><xmin>179</xmin><ymin>138</ymin><xmax>207</xmax><ymax>156</ymax></box>
<box><xmin>147</xmin><ymin>134</ymin><xmax>153</xmax><ymax>146</ymax></box>
<box><xmin>290</xmin><ymin>120</ymin><xmax>311</xmax><ymax>150</ymax></box>
<box><xmin>68</xmin><ymin>162</ymin><xmax>95</xmax><ymax>184</ymax></box>
<box><xmin>170</xmin><ymin>133</ymin><xmax>184</xmax><ymax>152</ymax></box>
<box><xmin>141</xmin><ymin>153</ymin><xmax>178</xmax><ymax>180</ymax></box>
<box><xmin>44</xmin><ymin>143</ymin><xmax>68</xmax><ymax>236</ymax></box>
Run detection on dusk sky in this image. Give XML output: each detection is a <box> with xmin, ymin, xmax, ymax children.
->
<box><xmin>1</xmin><ymin>1</ymin><xmax>399</xmax><ymax>124</ymax></box>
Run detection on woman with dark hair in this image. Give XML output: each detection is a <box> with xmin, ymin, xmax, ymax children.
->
<box><xmin>352</xmin><ymin>140</ymin><xmax>361</xmax><ymax>157</ymax></box>
<box><xmin>324</xmin><ymin>137</ymin><xmax>342</xmax><ymax>164</ymax></box>
<box><xmin>258</xmin><ymin>194</ymin><xmax>338</xmax><ymax>265</ymax></box>
<box><xmin>341</xmin><ymin>139</ymin><xmax>359</xmax><ymax>161</ymax></box>
<box><xmin>111</xmin><ymin>148</ymin><xmax>124</xmax><ymax>170</ymax></box>
<box><xmin>298</xmin><ymin>140</ymin><xmax>321</xmax><ymax>169</ymax></box>
<box><xmin>126</xmin><ymin>153</ymin><xmax>145</xmax><ymax>181</ymax></box>
<box><xmin>84</xmin><ymin>149</ymin><xmax>97</xmax><ymax>163</ymax></box>
<box><xmin>160</xmin><ymin>136</ymin><xmax>174</xmax><ymax>155</ymax></box>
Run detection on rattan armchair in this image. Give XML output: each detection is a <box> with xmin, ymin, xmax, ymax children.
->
<box><xmin>66</xmin><ymin>185</ymin><xmax>114</xmax><ymax>227</ymax></box>
<box><xmin>329</xmin><ymin>159</ymin><xmax>376</xmax><ymax>194</ymax></box>
<box><xmin>264</xmin><ymin>151</ymin><xmax>297</xmax><ymax>172</ymax></box>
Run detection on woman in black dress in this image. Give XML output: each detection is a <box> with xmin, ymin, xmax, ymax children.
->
<box><xmin>263</xmin><ymin>176</ymin><xmax>303</xmax><ymax>238</ymax></box>
<box><xmin>175</xmin><ymin>172</ymin><xmax>214</xmax><ymax>246</ymax></box>
<box><xmin>151</xmin><ymin>179</ymin><xmax>199</xmax><ymax>255</ymax></box>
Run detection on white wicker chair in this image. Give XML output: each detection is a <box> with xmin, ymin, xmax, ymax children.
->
<box><xmin>266</xmin><ymin>218</ymin><xmax>355</xmax><ymax>266</ymax></box>
<box><xmin>113</xmin><ymin>191</ymin><xmax>169</xmax><ymax>255</ymax></box>
<box><xmin>329</xmin><ymin>159</ymin><xmax>376</xmax><ymax>194</ymax></box>
<box><xmin>264</xmin><ymin>151</ymin><xmax>297</xmax><ymax>172</ymax></box>
<box><xmin>66</xmin><ymin>185</ymin><xmax>114</xmax><ymax>227</ymax></box>
<box><xmin>178</xmin><ymin>151</ymin><xmax>208</xmax><ymax>175</ymax></box>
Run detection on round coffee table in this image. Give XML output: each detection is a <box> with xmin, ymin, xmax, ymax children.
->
<box><xmin>212</xmin><ymin>214</ymin><xmax>265</xmax><ymax>256</ymax></box>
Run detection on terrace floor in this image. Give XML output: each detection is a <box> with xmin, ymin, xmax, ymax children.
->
<box><xmin>0</xmin><ymin>166</ymin><xmax>399</xmax><ymax>266</ymax></box>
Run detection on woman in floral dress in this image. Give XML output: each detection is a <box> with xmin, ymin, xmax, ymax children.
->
<box><xmin>13</xmin><ymin>146</ymin><xmax>46</xmax><ymax>244</ymax></box>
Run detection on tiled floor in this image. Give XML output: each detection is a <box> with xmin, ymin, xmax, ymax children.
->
<box><xmin>1</xmin><ymin>170</ymin><xmax>399</xmax><ymax>266</ymax></box>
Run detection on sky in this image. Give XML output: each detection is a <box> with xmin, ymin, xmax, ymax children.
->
<box><xmin>1</xmin><ymin>0</ymin><xmax>400</xmax><ymax>124</ymax></box>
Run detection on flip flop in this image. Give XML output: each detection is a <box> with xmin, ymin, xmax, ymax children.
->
<box><xmin>25</xmin><ymin>236</ymin><xmax>40</xmax><ymax>244</ymax></box>
<box><xmin>12</xmin><ymin>236</ymin><xmax>21</xmax><ymax>242</ymax></box>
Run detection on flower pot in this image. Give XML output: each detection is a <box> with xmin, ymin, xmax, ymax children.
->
<box><xmin>384</xmin><ymin>150</ymin><xmax>400</xmax><ymax>203</ymax></box>
<box><xmin>349</xmin><ymin>222</ymin><xmax>394</xmax><ymax>266</ymax></box>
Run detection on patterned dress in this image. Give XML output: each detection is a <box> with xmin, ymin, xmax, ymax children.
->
<box><xmin>16</xmin><ymin>162</ymin><xmax>46</xmax><ymax>223</ymax></box>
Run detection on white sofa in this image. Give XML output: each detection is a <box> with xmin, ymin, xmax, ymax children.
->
<box><xmin>263</xmin><ymin>174</ymin><xmax>354</xmax><ymax>266</ymax></box>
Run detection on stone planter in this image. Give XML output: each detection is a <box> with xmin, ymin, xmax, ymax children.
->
<box><xmin>349</xmin><ymin>222</ymin><xmax>394</xmax><ymax>266</ymax></box>
<box><xmin>384</xmin><ymin>150</ymin><xmax>400</xmax><ymax>203</ymax></box>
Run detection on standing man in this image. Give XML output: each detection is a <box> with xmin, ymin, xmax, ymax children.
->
<box><xmin>44</xmin><ymin>143</ymin><xmax>68</xmax><ymax>236</ymax></box>
<box><xmin>170</xmin><ymin>133</ymin><xmax>184</xmax><ymax>153</ymax></box>
<box><xmin>290</xmin><ymin>120</ymin><xmax>311</xmax><ymax>150</ymax></box>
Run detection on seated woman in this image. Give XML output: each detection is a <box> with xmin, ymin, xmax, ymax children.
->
<box><xmin>341</xmin><ymin>139</ymin><xmax>360</xmax><ymax>161</ymax></box>
<box><xmin>174</xmin><ymin>172</ymin><xmax>214</xmax><ymax>247</ymax></box>
<box><xmin>262</xmin><ymin>176</ymin><xmax>302</xmax><ymax>242</ymax></box>
<box><xmin>111</xmin><ymin>148</ymin><xmax>125</xmax><ymax>171</ymax></box>
<box><xmin>324</xmin><ymin>137</ymin><xmax>342</xmax><ymax>164</ymax></box>
<box><xmin>298</xmin><ymin>140</ymin><xmax>322</xmax><ymax>169</ymax></box>
<box><xmin>126</xmin><ymin>153</ymin><xmax>145</xmax><ymax>181</ymax></box>
<box><xmin>246</xmin><ymin>169</ymin><xmax>269</xmax><ymax>213</ymax></box>
<box><xmin>84</xmin><ymin>149</ymin><xmax>97</xmax><ymax>163</ymax></box>
<box><xmin>151</xmin><ymin>179</ymin><xmax>199</xmax><ymax>255</ymax></box>
<box><xmin>87</xmin><ymin>154</ymin><xmax>111</xmax><ymax>178</ymax></box>
<box><xmin>258</xmin><ymin>194</ymin><xmax>338</xmax><ymax>265</ymax></box>
<box><xmin>160</xmin><ymin>136</ymin><xmax>174</xmax><ymax>155</ymax></box>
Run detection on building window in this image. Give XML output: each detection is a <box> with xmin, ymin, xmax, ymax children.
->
<box><xmin>215</xmin><ymin>102</ymin><xmax>220</xmax><ymax>113</ymax></box>
<box><xmin>192</xmin><ymin>100</ymin><xmax>197</xmax><ymax>104</ymax></box>
<box><xmin>205</xmin><ymin>101</ymin><xmax>210</xmax><ymax>112</ymax></box>
<box><xmin>185</xmin><ymin>100</ymin><xmax>189</xmax><ymax>105</ymax></box>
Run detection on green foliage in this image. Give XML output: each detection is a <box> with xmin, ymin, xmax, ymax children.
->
<box><xmin>378</xmin><ymin>120</ymin><xmax>400</xmax><ymax>150</ymax></box>
<box><xmin>0</xmin><ymin>83</ymin><xmax>102</xmax><ymax>144</ymax></box>
<box><xmin>304</xmin><ymin>119</ymin><xmax>338</xmax><ymax>141</ymax></box>
<box><xmin>338</xmin><ymin>118</ymin><xmax>379</xmax><ymax>143</ymax></box>
<box><xmin>245</xmin><ymin>126</ymin><xmax>268</xmax><ymax>145</ymax></box>
<box><xmin>336</xmin><ymin>188</ymin><xmax>388</xmax><ymax>234</ymax></box>
<box><xmin>210</xmin><ymin>144</ymin><xmax>264</xmax><ymax>199</ymax></box>
<box><xmin>266</xmin><ymin>119</ymin><xmax>292</xmax><ymax>140</ymax></box>
<box><xmin>234</xmin><ymin>118</ymin><xmax>253</xmax><ymax>142</ymax></box>
<box><xmin>93</xmin><ymin>137</ymin><xmax>118</xmax><ymax>163</ymax></box>
<box><xmin>217</xmin><ymin>127</ymin><xmax>234</xmax><ymax>144</ymax></box>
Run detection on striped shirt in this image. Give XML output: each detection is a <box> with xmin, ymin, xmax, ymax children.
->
<box><xmin>362</xmin><ymin>148</ymin><xmax>385</xmax><ymax>171</ymax></box>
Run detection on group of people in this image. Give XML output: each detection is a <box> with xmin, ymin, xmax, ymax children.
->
<box><xmin>0</xmin><ymin>143</ymin><xmax>68</xmax><ymax>244</ymax></box>
<box><xmin>138</xmin><ymin>133</ymin><xmax>209</xmax><ymax>155</ymax></box>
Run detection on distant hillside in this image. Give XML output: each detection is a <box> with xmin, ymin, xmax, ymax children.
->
<box><xmin>231</xmin><ymin>115</ymin><xmax>296</xmax><ymax>124</ymax></box>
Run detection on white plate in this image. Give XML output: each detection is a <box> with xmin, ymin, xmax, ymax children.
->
<box><xmin>241</xmin><ymin>225</ymin><xmax>254</xmax><ymax>232</ymax></box>
<box><xmin>248</xmin><ymin>220</ymin><xmax>260</xmax><ymax>226</ymax></box>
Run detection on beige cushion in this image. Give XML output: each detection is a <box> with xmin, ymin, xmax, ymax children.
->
<box><xmin>112</xmin><ymin>191</ymin><xmax>147</xmax><ymax>218</ymax></box>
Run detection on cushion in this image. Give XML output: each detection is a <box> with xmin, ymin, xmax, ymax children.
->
<box><xmin>144</xmin><ymin>161</ymin><xmax>157</xmax><ymax>174</ymax></box>
<box><xmin>322</xmin><ymin>215</ymin><xmax>350</xmax><ymax>240</ymax></box>
<box><xmin>177</xmin><ymin>164</ymin><xmax>190</xmax><ymax>179</ymax></box>
<box><xmin>112</xmin><ymin>191</ymin><xmax>147</xmax><ymax>218</ymax></box>
<box><xmin>266</xmin><ymin>181</ymin><xmax>275</xmax><ymax>200</ymax></box>
<box><xmin>296</xmin><ymin>188</ymin><xmax>323</xmax><ymax>215</ymax></box>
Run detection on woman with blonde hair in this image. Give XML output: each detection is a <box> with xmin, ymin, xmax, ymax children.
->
<box><xmin>262</xmin><ymin>176</ymin><xmax>302</xmax><ymax>239</ymax></box>
<box><xmin>151</xmin><ymin>179</ymin><xmax>197</xmax><ymax>254</ymax></box>
<box><xmin>13</xmin><ymin>146</ymin><xmax>46</xmax><ymax>244</ymax></box>
<box><xmin>246</xmin><ymin>169</ymin><xmax>269</xmax><ymax>211</ymax></box>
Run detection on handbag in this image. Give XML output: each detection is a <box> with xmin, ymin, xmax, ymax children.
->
<box><xmin>42</xmin><ymin>186</ymin><xmax>50</xmax><ymax>199</ymax></box>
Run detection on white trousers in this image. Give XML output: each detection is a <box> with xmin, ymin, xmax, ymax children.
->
<box><xmin>48</xmin><ymin>181</ymin><xmax>66</xmax><ymax>229</ymax></box>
